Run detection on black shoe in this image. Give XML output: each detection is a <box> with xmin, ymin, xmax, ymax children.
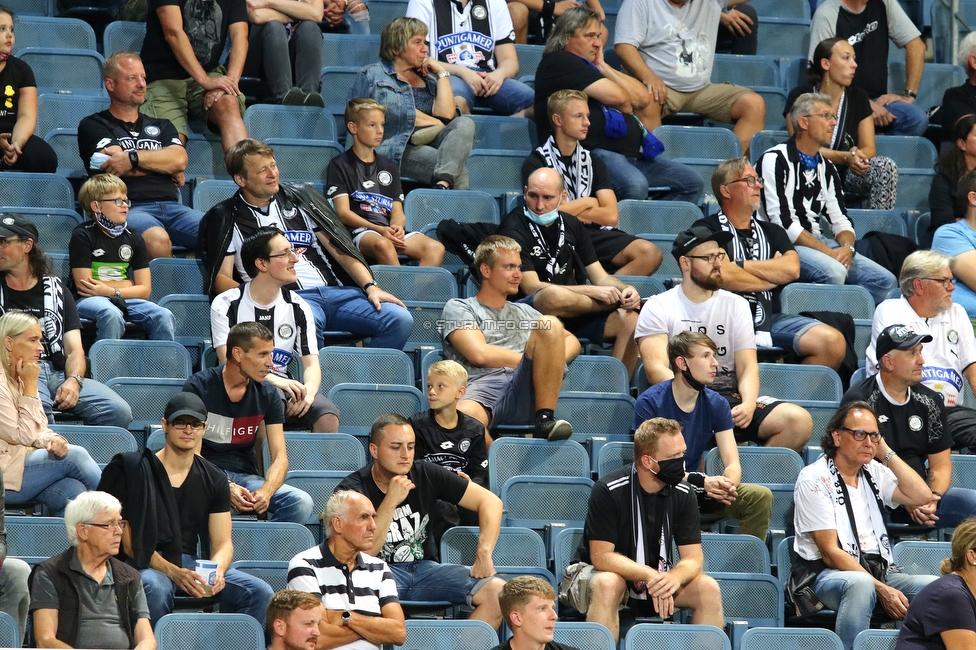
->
<box><xmin>535</xmin><ymin>417</ymin><xmax>573</xmax><ymax>441</ymax></box>
<box><xmin>304</xmin><ymin>92</ymin><xmax>325</xmax><ymax>108</ymax></box>
<box><xmin>282</xmin><ymin>87</ymin><xmax>305</xmax><ymax>105</ymax></box>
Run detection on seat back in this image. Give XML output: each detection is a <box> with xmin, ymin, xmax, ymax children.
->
<box><xmin>852</xmin><ymin>629</ymin><xmax>899</xmax><ymax>650</ymax></box>
<box><xmin>319</xmin><ymin>347</ymin><xmax>414</xmax><ymax>389</ymax></box>
<box><xmin>271</xmin><ymin>432</ymin><xmax>365</xmax><ymax>472</ymax></box>
<box><xmin>89</xmin><ymin>340</ymin><xmax>192</xmax><ymax>383</ymax></box>
<box><xmin>192</xmin><ymin>179</ymin><xmax>239</xmax><ymax>213</ymax></box>
<box><xmin>553</xmin><ymin>623</ymin><xmax>615</xmax><ymax>650</ymax></box>
<box><xmin>845</xmin><ymin>210</ymin><xmax>908</xmax><ymax>237</ymax></box>
<box><xmin>263</xmin><ymin>138</ymin><xmax>343</xmax><ymax>183</ymax></box>
<box><xmin>754</xmin><ymin>17</ymin><xmax>811</xmax><ymax>57</ymax></box>
<box><xmin>749</xmin><ymin>130</ymin><xmax>790</xmax><ymax>163</ymax></box>
<box><xmin>499</xmin><ymin>476</ymin><xmax>593</xmax><ymax>529</ymax></box>
<box><xmin>36</xmin><ymin>93</ymin><xmax>109</xmax><ymax>139</ymax></box>
<box><xmin>102</xmin><ymin>20</ymin><xmax>145</xmax><ymax>54</ymax></box>
<box><xmin>155</xmin><ymin>613</ymin><xmax>264</xmax><ymax>650</ymax></box>
<box><xmin>596</xmin><ymin>441</ymin><xmax>633</xmax><ymax>478</ymax></box>
<box><xmin>229</xmin><ymin>560</ymin><xmax>289</xmax><ymax>593</ymax></box>
<box><xmin>704</xmin><ymin>446</ymin><xmax>804</xmax><ymax>484</ymax></box>
<box><xmin>319</xmin><ymin>66</ymin><xmax>360</xmax><ymax>112</ymax></box>
<box><xmin>45</xmin><ymin>128</ymin><xmax>85</xmax><ymax>178</ymax></box>
<box><xmin>552</xmin><ymin>526</ymin><xmax>584</xmax><ymax>578</ymax></box>
<box><xmin>710</xmin><ymin>572</ymin><xmax>785</xmax><ymax>627</ymax></box>
<box><xmin>148</xmin><ymin>258</ymin><xmax>206</xmax><ymax>302</ymax></box>
<box><xmin>369</xmin><ymin>265</ymin><xmax>458</xmax><ymax>302</ymax></box>
<box><xmin>488</xmin><ymin>439</ymin><xmax>590</xmax><ymax>494</ymax></box>
<box><xmin>17</xmin><ymin>48</ymin><xmax>105</xmax><ymax>96</ymax></box>
<box><xmin>892</xmin><ymin>540</ymin><xmax>952</xmax><ymax>575</ymax></box>
<box><xmin>889</xmin><ymin>62</ymin><xmax>966</xmax><ymax>112</ymax></box>
<box><xmin>105</xmin><ymin>377</ymin><xmax>185</xmax><ymax>430</ymax></box>
<box><xmin>469</xmin><ymin>115</ymin><xmax>537</xmax><ymax>151</ymax></box>
<box><xmin>0</xmin><ymin>173</ymin><xmax>74</xmax><ymax>209</ymax></box>
<box><xmin>466</xmin><ymin>150</ymin><xmax>525</xmax><ymax>194</ymax></box>
<box><xmin>740</xmin><ymin>627</ymin><xmax>843</xmax><ymax>650</ymax></box>
<box><xmin>327</xmin><ymin>383</ymin><xmax>426</xmax><ymax>436</ymax></box>
<box><xmin>7</xmin><ymin>516</ymin><xmax>70</xmax><ymax>562</ymax></box>
<box><xmin>701</xmin><ymin>533</ymin><xmax>771</xmax><ymax>574</ymax></box>
<box><xmin>563</xmin><ymin>356</ymin><xmax>630</xmax><ymax>394</ymax></box>
<box><xmin>230</xmin><ymin>521</ymin><xmax>316</xmax><ymax>562</ymax></box>
<box><xmin>554</xmin><ymin>392</ymin><xmax>635</xmax><ymax>437</ymax></box>
<box><xmin>624</xmin><ymin>623</ymin><xmax>731</xmax><ymax>650</ymax></box>
<box><xmin>321</xmin><ymin>33</ymin><xmax>380</xmax><ymax>68</ymax></box>
<box><xmin>757</xmin><ymin>363</ymin><xmax>843</xmax><ymax>402</ymax></box>
<box><xmin>440</xmin><ymin>526</ymin><xmax>546</xmax><ymax>567</ymax></box>
<box><xmin>779</xmin><ymin>283</ymin><xmax>875</xmax><ymax>319</ymax></box>
<box><xmin>403</xmin><ymin>189</ymin><xmax>500</xmax><ymax>232</ymax></box>
<box><xmin>0</xmin><ymin>612</ymin><xmax>19</xmax><ymax>648</ymax></box>
<box><xmin>395</xmin><ymin>620</ymin><xmax>499</xmax><ymax>650</ymax></box>
<box><xmin>0</xmin><ymin>207</ymin><xmax>83</xmax><ymax>253</ymax></box>
<box><xmin>654</xmin><ymin>125</ymin><xmax>742</xmax><ymax>159</ymax></box>
<box><xmin>282</xmin><ymin>470</ymin><xmax>349</xmax><ymax>527</ymax></box>
<box><xmin>50</xmin><ymin>425</ymin><xmax>137</xmax><ymax>465</ymax></box>
<box><xmin>514</xmin><ymin>44</ymin><xmax>544</xmax><ymax>77</ymax></box>
<box><xmin>874</xmin><ymin>136</ymin><xmax>938</xmax><ymax>170</ymax></box>
<box><xmin>616</xmin><ymin>200</ymin><xmax>702</xmax><ymax>235</ymax></box>
<box><xmin>710</xmin><ymin>54</ymin><xmax>779</xmax><ymax>86</ymax></box>
<box><xmin>15</xmin><ymin>16</ymin><xmax>96</xmax><ymax>50</ymax></box>
<box><xmin>244</xmin><ymin>104</ymin><xmax>337</xmax><ymax>142</ymax></box>
<box><xmin>184</xmin><ymin>133</ymin><xmax>228</xmax><ymax>179</ymax></box>
<box><xmin>157</xmin><ymin>294</ymin><xmax>211</xmax><ymax>351</ymax></box>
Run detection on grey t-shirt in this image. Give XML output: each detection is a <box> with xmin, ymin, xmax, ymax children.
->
<box><xmin>614</xmin><ymin>0</ymin><xmax>724</xmax><ymax>92</ymax></box>
<box><xmin>439</xmin><ymin>297</ymin><xmax>542</xmax><ymax>381</ymax></box>
<box><xmin>31</xmin><ymin>555</ymin><xmax>150</xmax><ymax>649</ymax></box>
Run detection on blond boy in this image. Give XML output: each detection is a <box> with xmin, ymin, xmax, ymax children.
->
<box><xmin>491</xmin><ymin>576</ymin><xmax>572</xmax><ymax>650</ymax></box>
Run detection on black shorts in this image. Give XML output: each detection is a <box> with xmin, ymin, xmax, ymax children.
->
<box><xmin>563</xmin><ymin>311</ymin><xmax>611</xmax><ymax>345</ymax></box>
<box><xmin>284</xmin><ymin>393</ymin><xmax>340</xmax><ymax>429</ymax></box>
<box><xmin>723</xmin><ymin>392</ymin><xmax>787</xmax><ymax>444</ymax></box>
<box><xmin>586</xmin><ymin>225</ymin><xmax>638</xmax><ymax>273</ymax></box>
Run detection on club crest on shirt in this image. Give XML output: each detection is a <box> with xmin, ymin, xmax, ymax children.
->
<box><xmin>472</xmin><ymin>5</ymin><xmax>487</xmax><ymax>18</ymax></box>
<box><xmin>909</xmin><ymin>415</ymin><xmax>923</xmax><ymax>431</ymax></box>
<box><xmin>145</xmin><ymin>125</ymin><xmax>160</xmax><ymax>136</ymax></box>
<box><xmin>119</xmin><ymin>245</ymin><xmax>132</xmax><ymax>261</ymax></box>
<box><xmin>378</xmin><ymin>171</ymin><xmax>393</xmax><ymax>186</ymax></box>
<box><xmin>278</xmin><ymin>323</ymin><xmax>294</xmax><ymax>339</ymax></box>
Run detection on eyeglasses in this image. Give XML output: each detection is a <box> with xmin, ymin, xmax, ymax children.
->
<box><xmin>804</xmin><ymin>112</ymin><xmax>838</xmax><ymax>121</ymax></box>
<box><xmin>685</xmin><ymin>251</ymin><xmax>727</xmax><ymax>264</ymax></box>
<box><xmin>266</xmin><ymin>248</ymin><xmax>298</xmax><ymax>260</ymax></box>
<box><xmin>838</xmin><ymin>427</ymin><xmax>882</xmax><ymax>443</ymax></box>
<box><xmin>0</xmin><ymin>238</ymin><xmax>23</xmax><ymax>248</ymax></box>
<box><xmin>98</xmin><ymin>198</ymin><xmax>132</xmax><ymax>208</ymax></box>
<box><xmin>85</xmin><ymin>520</ymin><xmax>126</xmax><ymax>530</ymax></box>
<box><xmin>921</xmin><ymin>277</ymin><xmax>956</xmax><ymax>289</ymax></box>
<box><xmin>170</xmin><ymin>420</ymin><xmax>206</xmax><ymax>431</ymax></box>
<box><xmin>725</xmin><ymin>175</ymin><xmax>764</xmax><ymax>188</ymax></box>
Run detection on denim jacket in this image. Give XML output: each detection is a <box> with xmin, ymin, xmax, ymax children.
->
<box><xmin>351</xmin><ymin>59</ymin><xmax>439</xmax><ymax>167</ymax></box>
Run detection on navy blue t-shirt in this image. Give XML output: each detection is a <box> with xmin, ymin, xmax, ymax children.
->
<box><xmin>633</xmin><ymin>380</ymin><xmax>734</xmax><ymax>471</ymax></box>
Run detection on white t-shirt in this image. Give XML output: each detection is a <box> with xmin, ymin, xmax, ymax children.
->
<box><xmin>866</xmin><ymin>297</ymin><xmax>976</xmax><ymax>407</ymax></box>
<box><xmin>211</xmin><ymin>283</ymin><xmax>318</xmax><ymax>381</ymax></box>
<box><xmin>614</xmin><ymin>0</ymin><xmax>724</xmax><ymax>92</ymax></box>
<box><xmin>635</xmin><ymin>286</ymin><xmax>755</xmax><ymax>394</ymax></box>
<box><xmin>794</xmin><ymin>456</ymin><xmax>898</xmax><ymax>561</ymax></box>
<box><xmin>406</xmin><ymin>0</ymin><xmax>515</xmax><ymax>71</ymax></box>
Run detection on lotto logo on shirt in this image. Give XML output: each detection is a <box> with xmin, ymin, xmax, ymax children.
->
<box><xmin>284</xmin><ymin>230</ymin><xmax>314</xmax><ymax>255</ymax></box>
<box><xmin>204</xmin><ymin>413</ymin><xmax>265</xmax><ymax>445</ymax></box>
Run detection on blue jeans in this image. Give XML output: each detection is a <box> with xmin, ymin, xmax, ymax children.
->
<box><xmin>76</xmin><ymin>296</ymin><xmax>176</xmax><ymax>341</ymax></box>
<box><xmin>223</xmin><ymin>470</ymin><xmax>313</xmax><ymax>524</ymax></box>
<box><xmin>796</xmin><ymin>234</ymin><xmax>897</xmax><ymax>305</ymax></box>
<box><xmin>6</xmin><ymin>446</ymin><xmax>101</xmax><ymax>516</ymax></box>
<box><xmin>127</xmin><ymin>201</ymin><xmax>204</xmax><ymax>250</ymax></box>
<box><xmin>36</xmin><ymin>360</ymin><xmax>132</xmax><ymax>428</ymax></box>
<box><xmin>891</xmin><ymin>486</ymin><xmax>976</xmax><ymax>528</ymax></box>
<box><xmin>449</xmin><ymin>75</ymin><xmax>534</xmax><ymax>115</ymax></box>
<box><xmin>389</xmin><ymin>560</ymin><xmax>491</xmax><ymax>605</ymax></box>
<box><xmin>295</xmin><ymin>285</ymin><xmax>413</xmax><ymax>350</ymax></box>
<box><xmin>872</xmin><ymin>97</ymin><xmax>929</xmax><ymax>137</ymax></box>
<box><xmin>591</xmin><ymin>148</ymin><xmax>704</xmax><ymax>203</ymax></box>
<box><xmin>769</xmin><ymin>312</ymin><xmax>820</xmax><ymax>354</ymax></box>
<box><xmin>139</xmin><ymin>553</ymin><xmax>274</xmax><ymax>627</ymax></box>
<box><xmin>814</xmin><ymin>568</ymin><xmax>936</xmax><ymax>650</ymax></box>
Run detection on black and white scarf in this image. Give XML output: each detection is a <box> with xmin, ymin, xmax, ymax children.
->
<box><xmin>814</xmin><ymin>85</ymin><xmax>854</xmax><ymax>152</ymax></box>
<box><xmin>716</xmin><ymin>211</ymin><xmax>772</xmax><ymax>326</ymax></box>
<box><xmin>826</xmin><ymin>456</ymin><xmax>893</xmax><ymax>568</ymax></box>
<box><xmin>537</xmin><ymin>136</ymin><xmax>593</xmax><ymax>202</ymax></box>
<box><xmin>629</xmin><ymin>464</ymin><xmax>673</xmax><ymax>600</ymax></box>
<box><xmin>527</xmin><ymin>215</ymin><xmax>567</xmax><ymax>281</ymax></box>
<box><xmin>0</xmin><ymin>276</ymin><xmax>67</xmax><ymax>370</ymax></box>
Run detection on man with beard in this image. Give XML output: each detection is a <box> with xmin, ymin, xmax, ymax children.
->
<box><xmin>265</xmin><ymin>591</ymin><xmax>324</xmax><ymax>650</ymax></box>
<box><xmin>635</xmin><ymin>226</ymin><xmax>812</xmax><ymax>451</ymax></box>
<box><xmin>756</xmin><ymin>92</ymin><xmax>896</xmax><ymax>305</ymax></box>
<box><xmin>866</xmin><ymin>250</ymin><xmax>976</xmax><ymax>452</ymax></box>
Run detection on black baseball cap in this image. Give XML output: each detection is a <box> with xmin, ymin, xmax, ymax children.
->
<box><xmin>671</xmin><ymin>226</ymin><xmax>733</xmax><ymax>261</ymax></box>
<box><xmin>876</xmin><ymin>324</ymin><xmax>933</xmax><ymax>359</ymax></box>
<box><xmin>0</xmin><ymin>214</ymin><xmax>39</xmax><ymax>242</ymax></box>
<box><xmin>163</xmin><ymin>392</ymin><xmax>208</xmax><ymax>422</ymax></box>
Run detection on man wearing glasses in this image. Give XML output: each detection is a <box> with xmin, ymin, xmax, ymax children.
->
<box><xmin>867</xmin><ymin>250</ymin><xmax>976</xmax><ymax>452</ymax></box>
<box><xmin>97</xmin><ymin>391</ymin><xmax>274</xmax><ymax>627</ymax></box>
<box><xmin>756</xmin><ymin>92</ymin><xmax>897</xmax><ymax>305</ymax></box>
<box><xmin>791</xmin><ymin>401</ymin><xmax>935</xmax><ymax>650</ymax></box>
<box><xmin>31</xmin><ymin>491</ymin><xmax>156</xmax><ymax>649</ymax></box>
<box><xmin>211</xmin><ymin>227</ymin><xmax>339</xmax><ymax>433</ymax></box>
<box><xmin>636</xmin><ymin>226</ymin><xmax>813</xmax><ymax>452</ymax></box>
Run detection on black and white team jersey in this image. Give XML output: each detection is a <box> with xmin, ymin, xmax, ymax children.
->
<box><xmin>406</xmin><ymin>0</ymin><xmax>515</xmax><ymax>71</ymax></box>
<box><xmin>210</xmin><ymin>283</ymin><xmax>318</xmax><ymax>380</ymax></box>
<box><xmin>326</xmin><ymin>149</ymin><xmax>404</xmax><ymax>229</ymax></box>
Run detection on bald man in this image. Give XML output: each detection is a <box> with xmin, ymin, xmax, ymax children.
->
<box><xmin>497</xmin><ymin>167</ymin><xmax>641</xmax><ymax>375</ymax></box>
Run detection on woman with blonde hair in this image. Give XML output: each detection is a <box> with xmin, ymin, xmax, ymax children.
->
<box><xmin>896</xmin><ymin>518</ymin><xmax>976</xmax><ymax>649</ymax></box>
<box><xmin>0</xmin><ymin>311</ymin><xmax>100</xmax><ymax>516</ymax></box>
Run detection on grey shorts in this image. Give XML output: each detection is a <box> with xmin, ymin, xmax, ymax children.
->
<box><xmin>463</xmin><ymin>356</ymin><xmax>536</xmax><ymax>428</ymax></box>
<box><xmin>559</xmin><ymin>562</ymin><xmax>628</xmax><ymax>614</ymax></box>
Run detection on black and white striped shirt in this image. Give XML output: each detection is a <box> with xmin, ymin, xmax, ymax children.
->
<box><xmin>757</xmin><ymin>138</ymin><xmax>855</xmax><ymax>244</ymax></box>
<box><xmin>288</xmin><ymin>542</ymin><xmax>399</xmax><ymax>650</ymax></box>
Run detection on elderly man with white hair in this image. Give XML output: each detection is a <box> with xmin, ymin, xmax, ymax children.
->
<box><xmin>941</xmin><ymin>31</ymin><xmax>976</xmax><ymax>133</ymax></box>
<box><xmin>286</xmin><ymin>489</ymin><xmax>406</xmax><ymax>650</ymax></box>
<box><xmin>29</xmin><ymin>491</ymin><xmax>156</xmax><ymax>649</ymax></box>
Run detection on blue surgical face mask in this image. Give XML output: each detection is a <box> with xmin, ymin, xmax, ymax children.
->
<box><xmin>524</xmin><ymin>206</ymin><xmax>560</xmax><ymax>226</ymax></box>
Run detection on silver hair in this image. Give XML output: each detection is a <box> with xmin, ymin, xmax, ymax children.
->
<box><xmin>900</xmin><ymin>250</ymin><xmax>957</xmax><ymax>297</ymax></box>
<box><xmin>323</xmin><ymin>490</ymin><xmax>362</xmax><ymax>539</ymax></box>
<box><xmin>64</xmin><ymin>491</ymin><xmax>122</xmax><ymax>547</ymax></box>
<box><xmin>960</xmin><ymin>31</ymin><xmax>976</xmax><ymax>70</ymax></box>
<box><xmin>544</xmin><ymin>6</ymin><xmax>602</xmax><ymax>55</ymax></box>
<box><xmin>789</xmin><ymin>92</ymin><xmax>832</xmax><ymax>133</ymax></box>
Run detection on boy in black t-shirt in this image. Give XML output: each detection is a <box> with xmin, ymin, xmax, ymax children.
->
<box><xmin>70</xmin><ymin>173</ymin><xmax>175</xmax><ymax>342</ymax></box>
<box><xmin>327</xmin><ymin>98</ymin><xmax>444</xmax><ymax>267</ymax></box>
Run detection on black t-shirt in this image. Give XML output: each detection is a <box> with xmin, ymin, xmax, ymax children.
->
<box><xmin>409</xmin><ymin>409</ymin><xmax>488</xmax><ymax>487</ymax></box>
<box><xmin>141</xmin><ymin>0</ymin><xmax>247</xmax><ymax>82</ymax></box>
<box><xmin>0</xmin><ymin>57</ymin><xmax>35</xmax><ymax>125</ymax></box>
<box><xmin>326</xmin><ymin>149</ymin><xmax>404</xmax><ymax>229</ymax></box>
<box><xmin>575</xmin><ymin>466</ymin><xmax>701</xmax><ymax>566</ymax></box>
<box><xmin>497</xmin><ymin>209</ymin><xmax>599</xmax><ymax>292</ymax></box>
<box><xmin>842</xmin><ymin>375</ymin><xmax>951</xmax><ymax>480</ymax></box>
<box><xmin>77</xmin><ymin>110</ymin><xmax>184</xmax><ymax>203</ymax></box>
<box><xmin>183</xmin><ymin>366</ymin><xmax>286</xmax><ymax>475</ymax></box>
<box><xmin>533</xmin><ymin>51</ymin><xmax>643</xmax><ymax>157</ymax></box>
<box><xmin>0</xmin><ymin>276</ymin><xmax>81</xmax><ymax>364</ymax></box>
<box><xmin>785</xmin><ymin>85</ymin><xmax>872</xmax><ymax>168</ymax></box>
<box><xmin>832</xmin><ymin>0</ymin><xmax>891</xmax><ymax>98</ymax></box>
<box><xmin>694</xmin><ymin>214</ymin><xmax>795</xmax><ymax>331</ymax></box>
<box><xmin>173</xmin><ymin>455</ymin><xmax>231</xmax><ymax>554</ymax></box>
<box><xmin>520</xmin><ymin>150</ymin><xmax>613</xmax><ymax>195</ymax></box>
<box><xmin>941</xmin><ymin>82</ymin><xmax>976</xmax><ymax>132</ymax></box>
<box><xmin>67</xmin><ymin>222</ymin><xmax>150</xmax><ymax>299</ymax></box>
<box><xmin>337</xmin><ymin>462</ymin><xmax>469</xmax><ymax>564</ymax></box>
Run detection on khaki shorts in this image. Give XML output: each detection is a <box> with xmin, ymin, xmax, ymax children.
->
<box><xmin>143</xmin><ymin>66</ymin><xmax>246</xmax><ymax>136</ymax></box>
<box><xmin>662</xmin><ymin>82</ymin><xmax>753</xmax><ymax>123</ymax></box>
<box><xmin>559</xmin><ymin>562</ymin><xmax>629</xmax><ymax>613</ymax></box>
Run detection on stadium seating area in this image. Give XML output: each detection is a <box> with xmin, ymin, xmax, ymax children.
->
<box><xmin>1</xmin><ymin>1</ymin><xmax>974</xmax><ymax>648</ymax></box>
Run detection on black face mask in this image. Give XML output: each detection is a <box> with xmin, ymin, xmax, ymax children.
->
<box><xmin>678</xmin><ymin>357</ymin><xmax>707</xmax><ymax>392</ymax></box>
<box><xmin>650</xmin><ymin>457</ymin><xmax>686</xmax><ymax>486</ymax></box>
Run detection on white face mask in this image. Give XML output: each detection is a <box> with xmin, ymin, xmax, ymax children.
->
<box><xmin>524</xmin><ymin>205</ymin><xmax>560</xmax><ymax>226</ymax></box>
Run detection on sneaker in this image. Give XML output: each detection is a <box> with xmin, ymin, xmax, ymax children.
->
<box><xmin>282</xmin><ymin>87</ymin><xmax>305</xmax><ymax>106</ymax></box>
<box><xmin>536</xmin><ymin>417</ymin><xmax>573</xmax><ymax>441</ymax></box>
<box><xmin>304</xmin><ymin>92</ymin><xmax>325</xmax><ymax>108</ymax></box>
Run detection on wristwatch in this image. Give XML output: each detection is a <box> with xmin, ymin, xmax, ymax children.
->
<box><xmin>903</xmin><ymin>88</ymin><xmax>918</xmax><ymax>99</ymax></box>
<box><xmin>883</xmin><ymin>449</ymin><xmax>897</xmax><ymax>466</ymax></box>
<box><xmin>845</xmin><ymin>244</ymin><xmax>856</xmax><ymax>257</ymax></box>
<box><xmin>341</xmin><ymin>611</ymin><xmax>351</xmax><ymax>627</ymax></box>
<box><xmin>128</xmin><ymin>150</ymin><xmax>139</xmax><ymax>170</ymax></box>
<box><xmin>437</xmin><ymin>70</ymin><xmax>450</xmax><ymax>79</ymax></box>
<box><xmin>362</xmin><ymin>280</ymin><xmax>379</xmax><ymax>292</ymax></box>
<box><xmin>69</xmin><ymin>374</ymin><xmax>85</xmax><ymax>388</ymax></box>
<box><xmin>114</xmin><ymin>288</ymin><xmax>122</xmax><ymax>299</ymax></box>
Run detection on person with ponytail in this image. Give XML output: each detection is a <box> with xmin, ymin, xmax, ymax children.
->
<box><xmin>896</xmin><ymin>517</ymin><xmax>976</xmax><ymax>649</ymax></box>
<box><xmin>0</xmin><ymin>311</ymin><xmax>100</xmax><ymax>516</ymax></box>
